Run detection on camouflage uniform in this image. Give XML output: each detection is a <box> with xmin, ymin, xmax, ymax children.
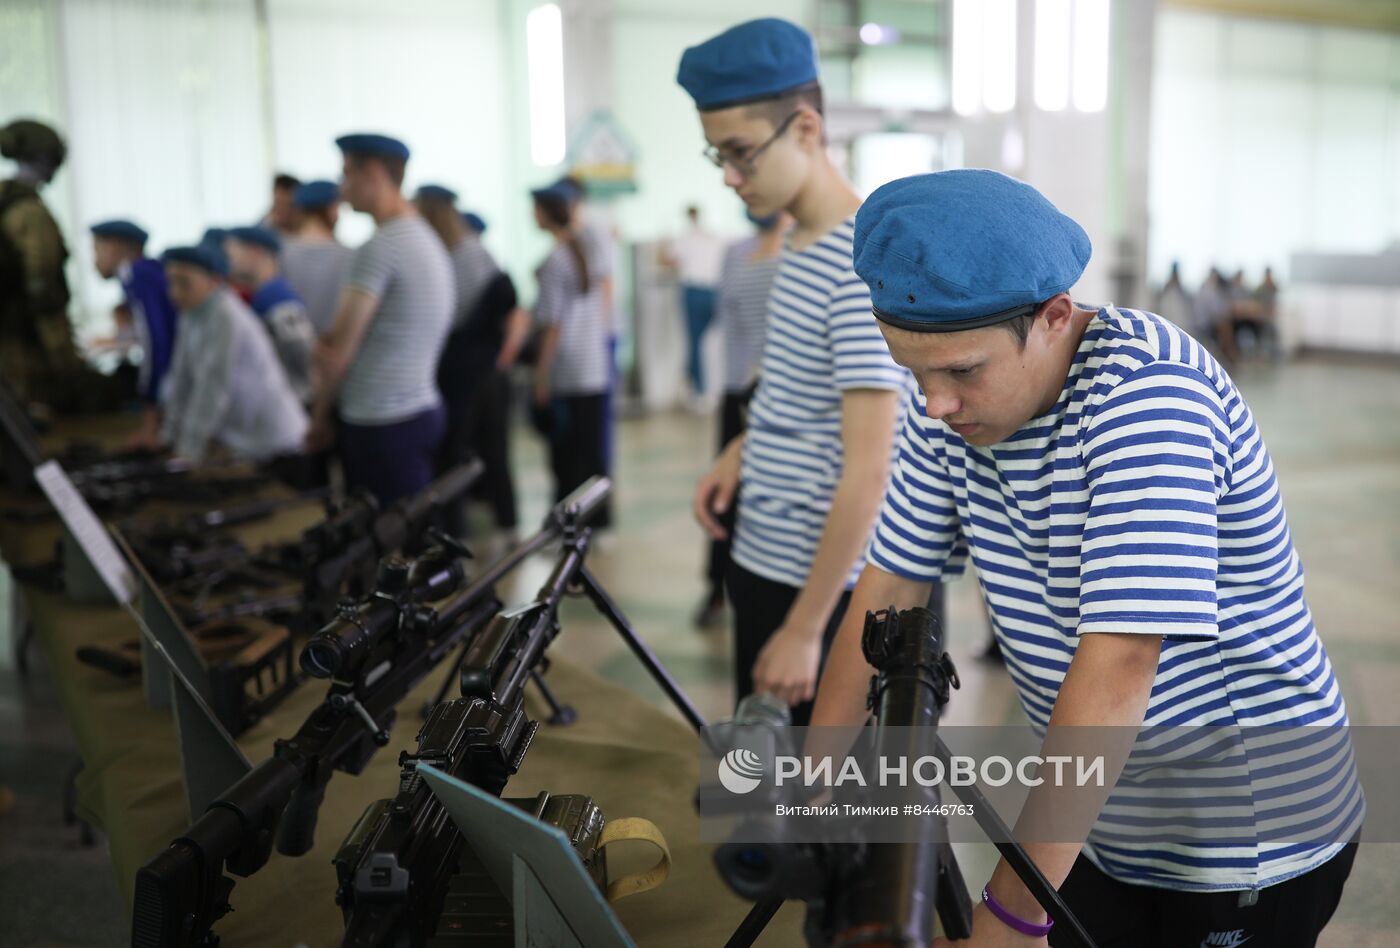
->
<box><xmin>0</xmin><ymin>120</ymin><xmax>90</xmax><ymax>408</ymax></box>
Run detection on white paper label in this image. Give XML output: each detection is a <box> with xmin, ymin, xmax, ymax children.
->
<box><xmin>33</xmin><ymin>460</ymin><xmax>136</xmax><ymax>604</ymax></box>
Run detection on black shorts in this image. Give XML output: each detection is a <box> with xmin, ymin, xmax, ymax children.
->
<box><xmin>1048</xmin><ymin>837</ymin><xmax>1358</xmax><ymax>948</ymax></box>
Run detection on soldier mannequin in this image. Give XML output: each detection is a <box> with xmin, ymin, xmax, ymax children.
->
<box><xmin>0</xmin><ymin>118</ymin><xmax>84</xmax><ymax>408</ymax></box>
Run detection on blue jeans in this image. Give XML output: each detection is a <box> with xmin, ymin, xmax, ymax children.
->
<box><xmin>681</xmin><ymin>285</ymin><xmax>716</xmax><ymax>395</ymax></box>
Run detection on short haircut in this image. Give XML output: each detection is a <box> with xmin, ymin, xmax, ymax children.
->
<box><xmin>743</xmin><ymin>82</ymin><xmax>825</xmax><ymax>128</ymax></box>
<box><xmin>273</xmin><ymin>173</ymin><xmax>301</xmax><ymax>191</ymax></box>
<box><xmin>347</xmin><ymin>153</ymin><xmax>405</xmax><ymax>188</ymax></box>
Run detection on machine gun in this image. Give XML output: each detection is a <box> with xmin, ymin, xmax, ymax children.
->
<box><xmin>130</xmin><ymin>476</ymin><xmax>578</xmax><ymax>948</ymax></box>
<box><xmin>711</xmin><ymin>607</ymin><xmax>1098</xmax><ymax>948</ymax></box>
<box><xmin>331</xmin><ymin>476</ymin><xmax>707</xmax><ymax>948</ymax></box>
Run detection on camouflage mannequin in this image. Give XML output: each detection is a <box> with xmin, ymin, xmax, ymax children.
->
<box><xmin>0</xmin><ymin>118</ymin><xmax>85</xmax><ymax>406</ymax></box>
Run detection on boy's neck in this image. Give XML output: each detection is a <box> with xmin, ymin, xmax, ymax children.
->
<box><xmin>785</xmin><ymin>158</ymin><xmax>861</xmax><ymax>251</ymax></box>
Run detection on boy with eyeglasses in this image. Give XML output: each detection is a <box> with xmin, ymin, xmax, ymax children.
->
<box><xmin>678</xmin><ymin>18</ymin><xmax>912</xmax><ymax>724</ymax></box>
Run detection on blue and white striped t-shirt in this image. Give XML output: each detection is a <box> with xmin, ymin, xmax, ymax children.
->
<box><xmin>733</xmin><ymin>218</ymin><xmax>912</xmax><ymax>589</ymax></box>
<box><xmin>534</xmin><ymin>243</ymin><xmax>609</xmax><ymax>396</ymax></box>
<box><xmin>869</xmin><ymin>306</ymin><xmax>1363</xmax><ymax>892</ymax></box>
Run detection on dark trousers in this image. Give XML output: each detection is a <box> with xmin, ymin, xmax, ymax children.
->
<box><xmin>439</xmin><ymin>364</ymin><xmax>518</xmax><ymax>532</ymax></box>
<box><xmin>705</xmin><ymin>390</ymin><xmax>750</xmax><ymax>598</ymax></box>
<box><xmin>1049</xmin><ymin>836</ymin><xmax>1359</xmax><ymax>948</ymax></box>
<box><xmin>549</xmin><ymin>392</ymin><xmax>611</xmax><ymax>528</ymax></box>
<box><xmin>724</xmin><ymin>561</ymin><xmax>851</xmax><ymax>726</ymax></box>
<box><xmin>338</xmin><ymin>404</ymin><xmax>446</xmax><ymax>507</ymax></box>
<box><xmin>681</xmin><ymin>285</ymin><xmax>716</xmax><ymax>394</ymax></box>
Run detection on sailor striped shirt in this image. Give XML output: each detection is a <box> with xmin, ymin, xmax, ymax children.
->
<box><xmin>868</xmin><ymin>305</ymin><xmax>1364</xmax><ymax>891</ymax></box>
<box><xmin>733</xmin><ymin>218</ymin><xmax>912</xmax><ymax>589</ymax></box>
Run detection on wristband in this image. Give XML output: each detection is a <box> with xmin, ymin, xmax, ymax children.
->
<box><xmin>982</xmin><ymin>885</ymin><xmax>1054</xmax><ymax>938</ymax></box>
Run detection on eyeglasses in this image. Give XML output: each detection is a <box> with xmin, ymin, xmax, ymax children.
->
<box><xmin>702</xmin><ymin>111</ymin><xmax>801</xmax><ymax>175</ymax></box>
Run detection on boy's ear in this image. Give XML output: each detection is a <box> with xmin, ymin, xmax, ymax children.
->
<box><xmin>795</xmin><ymin>107</ymin><xmax>823</xmax><ymax>149</ymax></box>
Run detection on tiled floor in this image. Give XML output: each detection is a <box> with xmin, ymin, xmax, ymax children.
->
<box><xmin>2</xmin><ymin>353</ymin><xmax>1398</xmax><ymax>944</ymax></box>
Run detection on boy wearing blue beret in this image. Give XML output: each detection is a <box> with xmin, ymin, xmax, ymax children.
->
<box><xmin>282</xmin><ymin>179</ymin><xmax>352</xmax><ymax>336</ymax></box>
<box><xmin>679</xmin><ymin>19</ymin><xmax>913</xmax><ymax>725</ymax></box>
<box><xmin>809</xmin><ymin>171</ymin><xmax>1361</xmax><ymax>947</ymax></box>
<box><xmin>90</xmin><ymin>219</ymin><xmax>179</xmax><ymax>448</ymax></box>
<box><xmin>158</xmin><ymin>243</ymin><xmax>307</xmax><ymax>463</ymax></box>
<box><xmin>306</xmin><ymin>133</ymin><xmax>454</xmax><ymax>506</ymax></box>
<box><xmin>225</xmin><ymin>225</ymin><xmax>316</xmax><ymax>404</ymax></box>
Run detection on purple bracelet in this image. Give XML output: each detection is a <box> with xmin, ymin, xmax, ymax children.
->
<box><xmin>982</xmin><ymin>885</ymin><xmax>1054</xmax><ymax>938</ymax></box>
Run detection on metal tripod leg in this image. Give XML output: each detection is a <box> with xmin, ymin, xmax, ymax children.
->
<box><xmin>529</xmin><ymin>664</ymin><xmax>576</xmax><ymax>725</ymax></box>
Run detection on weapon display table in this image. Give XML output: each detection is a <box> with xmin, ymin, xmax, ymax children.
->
<box><xmin>0</xmin><ymin>419</ymin><xmax>805</xmax><ymax>946</ymax></box>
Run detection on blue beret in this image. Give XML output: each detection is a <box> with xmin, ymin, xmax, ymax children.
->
<box><xmin>677</xmin><ymin>18</ymin><xmax>819</xmax><ymax>111</ymax></box>
<box><xmin>335</xmin><ymin>133</ymin><xmax>410</xmax><ymax>161</ymax></box>
<box><xmin>90</xmin><ymin>219</ymin><xmax>148</xmax><ymax>247</ymax></box>
<box><xmin>462</xmin><ymin>211</ymin><xmax>486</xmax><ymax>235</ymax></box>
<box><xmin>853</xmin><ymin>170</ymin><xmax>1092</xmax><ymax>332</ymax></box>
<box><xmin>414</xmin><ymin>183</ymin><xmax>457</xmax><ymax>203</ymax></box>
<box><xmin>227</xmin><ymin>225</ymin><xmax>281</xmax><ymax>254</ymax></box>
<box><xmin>530</xmin><ymin>180</ymin><xmax>574</xmax><ymax>203</ymax></box>
<box><xmin>294</xmin><ymin>179</ymin><xmax>339</xmax><ymax>209</ymax></box>
<box><xmin>162</xmin><ymin>244</ymin><xmax>229</xmax><ymax>278</ymax></box>
<box><xmin>200</xmin><ymin>227</ymin><xmax>228</xmax><ymax>248</ymax></box>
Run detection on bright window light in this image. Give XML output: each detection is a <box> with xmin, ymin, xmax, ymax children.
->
<box><xmin>526</xmin><ymin>3</ymin><xmax>565</xmax><ymax>167</ymax></box>
<box><xmin>981</xmin><ymin>0</ymin><xmax>1017</xmax><ymax>113</ymax></box>
<box><xmin>951</xmin><ymin>0</ymin><xmax>982</xmax><ymax>116</ymax></box>
<box><xmin>1072</xmin><ymin>0</ymin><xmax>1110</xmax><ymax>112</ymax></box>
<box><xmin>1034</xmin><ymin>0</ymin><xmax>1071</xmax><ymax>111</ymax></box>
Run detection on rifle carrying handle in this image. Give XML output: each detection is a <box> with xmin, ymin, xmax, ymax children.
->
<box><xmin>276</xmin><ymin>779</ymin><xmax>328</xmax><ymax>856</ymax></box>
<box><xmin>597</xmin><ymin>817</ymin><xmax>671</xmax><ymax>903</ymax></box>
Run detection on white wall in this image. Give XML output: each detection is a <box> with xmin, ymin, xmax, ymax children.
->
<box><xmin>1148</xmin><ymin>9</ymin><xmax>1400</xmax><ymax>289</ymax></box>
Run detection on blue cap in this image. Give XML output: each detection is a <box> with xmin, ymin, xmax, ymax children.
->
<box><xmin>414</xmin><ymin>183</ymin><xmax>457</xmax><ymax>203</ymax></box>
<box><xmin>90</xmin><ymin>219</ymin><xmax>149</xmax><ymax>248</ymax></box>
<box><xmin>335</xmin><ymin>133</ymin><xmax>410</xmax><ymax>161</ymax></box>
<box><xmin>677</xmin><ymin>18</ymin><xmax>819</xmax><ymax>111</ymax></box>
<box><xmin>227</xmin><ymin>224</ymin><xmax>281</xmax><ymax>254</ymax></box>
<box><xmin>853</xmin><ymin>170</ymin><xmax>1092</xmax><ymax>332</ymax></box>
<box><xmin>200</xmin><ymin>227</ymin><xmax>228</xmax><ymax>248</ymax></box>
<box><xmin>294</xmin><ymin>179</ymin><xmax>339</xmax><ymax>209</ymax></box>
<box><xmin>462</xmin><ymin>211</ymin><xmax>487</xmax><ymax>235</ymax></box>
<box><xmin>162</xmin><ymin>243</ymin><xmax>229</xmax><ymax>278</ymax></box>
<box><xmin>530</xmin><ymin>180</ymin><xmax>574</xmax><ymax>203</ymax></box>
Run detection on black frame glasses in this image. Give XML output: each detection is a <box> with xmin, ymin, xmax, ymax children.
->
<box><xmin>702</xmin><ymin>111</ymin><xmax>801</xmax><ymax>175</ymax></box>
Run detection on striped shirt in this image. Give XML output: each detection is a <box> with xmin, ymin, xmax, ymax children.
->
<box><xmin>449</xmin><ymin>235</ymin><xmax>499</xmax><ymax>330</ymax></box>
<box><xmin>716</xmin><ymin>237</ymin><xmax>780</xmax><ymax>393</ymax></box>
<box><xmin>281</xmin><ymin>237</ymin><xmax>353</xmax><ymax>335</ymax></box>
<box><xmin>249</xmin><ymin>276</ymin><xmax>315</xmax><ymax>404</ymax></box>
<box><xmin>869</xmin><ymin>305</ymin><xmax>1364</xmax><ymax>891</ymax></box>
<box><xmin>534</xmin><ymin>243</ymin><xmax>609</xmax><ymax>396</ymax></box>
<box><xmin>161</xmin><ymin>286</ymin><xmax>307</xmax><ymax>462</ymax></box>
<box><xmin>733</xmin><ymin>218</ymin><xmax>912</xmax><ymax>589</ymax></box>
<box><xmin>340</xmin><ymin>216</ymin><xmax>453</xmax><ymax>425</ymax></box>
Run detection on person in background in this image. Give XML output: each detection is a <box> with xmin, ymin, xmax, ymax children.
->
<box><xmin>158</xmin><ymin>242</ymin><xmax>307</xmax><ymax>463</ymax></box>
<box><xmin>225</xmin><ymin>225</ymin><xmax>315</xmax><ymax>404</ymax></box>
<box><xmin>462</xmin><ymin>211</ymin><xmax>487</xmax><ymax>236</ymax></box>
<box><xmin>306</xmin><ymin>134</ymin><xmax>453</xmax><ymax>506</ymax></box>
<box><xmin>90</xmin><ymin>219</ymin><xmax>179</xmax><ymax>447</ymax></box>
<box><xmin>1153</xmin><ymin>260</ymin><xmax>1193</xmax><ymax>332</ymax></box>
<box><xmin>282</xmin><ymin>179</ymin><xmax>352</xmax><ymax>337</ymax></box>
<box><xmin>0</xmin><ymin>119</ymin><xmax>86</xmax><ymax>407</ymax></box>
<box><xmin>415</xmin><ymin>184</ymin><xmax>524</xmax><ymax>543</ymax></box>
<box><xmin>694</xmin><ymin>209</ymin><xmax>789</xmax><ymax>629</ymax></box>
<box><xmin>1194</xmin><ymin>267</ymin><xmax>1233</xmax><ymax>360</ymax></box>
<box><xmin>558</xmin><ymin>176</ymin><xmax>623</xmax><ymax>473</ymax></box>
<box><xmin>529</xmin><ymin>181</ymin><xmax>612</xmax><ymax>527</ymax></box>
<box><xmin>663</xmin><ymin>205</ymin><xmax>724</xmax><ymax>406</ymax></box>
<box><xmin>679</xmin><ymin>19</ymin><xmax>910</xmax><ymax>724</ymax></box>
<box><xmin>264</xmin><ymin>172</ymin><xmax>302</xmax><ymax>237</ymax></box>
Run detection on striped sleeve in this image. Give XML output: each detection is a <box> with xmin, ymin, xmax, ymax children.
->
<box><xmin>867</xmin><ymin>390</ymin><xmax>969</xmax><ymax>581</ymax></box>
<box><xmin>828</xmin><ymin>273</ymin><xmax>907</xmax><ymax>392</ymax></box>
<box><xmin>347</xmin><ymin>233</ymin><xmax>393</xmax><ymax>298</ymax></box>
<box><xmin>533</xmin><ymin>251</ymin><xmax>570</xmax><ymax>326</ymax></box>
<box><xmin>1078</xmin><ymin>362</ymin><xmax>1229</xmax><ymax>639</ymax></box>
